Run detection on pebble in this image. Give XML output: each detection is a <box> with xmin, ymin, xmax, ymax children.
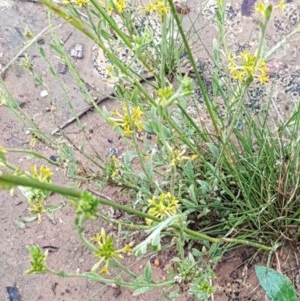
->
<box><xmin>70</xmin><ymin>44</ymin><xmax>84</xmax><ymax>59</ymax></box>
<box><xmin>108</xmin><ymin>147</ymin><xmax>118</xmax><ymax>157</ymax></box>
<box><xmin>40</xmin><ymin>90</ymin><xmax>48</xmax><ymax>98</ymax></box>
<box><xmin>37</xmin><ymin>37</ymin><xmax>45</xmax><ymax>45</ymax></box>
<box><xmin>6</xmin><ymin>286</ymin><xmax>21</xmax><ymax>301</ymax></box>
<box><xmin>49</xmin><ymin>155</ymin><xmax>58</xmax><ymax>162</ymax></box>
<box><xmin>56</xmin><ymin>62</ymin><xmax>68</xmax><ymax>74</ymax></box>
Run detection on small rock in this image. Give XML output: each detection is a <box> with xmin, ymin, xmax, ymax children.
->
<box><xmin>111</xmin><ymin>285</ymin><xmax>121</xmax><ymax>298</ymax></box>
<box><xmin>108</xmin><ymin>148</ymin><xmax>118</xmax><ymax>157</ymax></box>
<box><xmin>6</xmin><ymin>286</ymin><xmax>21</xmax><ymax>301</ymax></box>
<box><xmin>8</xmin><ymin>136</ymin><xmax>25</xmax><ymax>147</ymax></box>
<box><xmin>154</xmin><ymin>257</ymin><xmax>160</xmax><ymax>267</ymax></box>
<box><xmin>56</xmin><ymin>62</ymin><xmax>68</xmax><ymax>74</ymax></box>
<box><xmin>40</xmin><ymin>90</ymin><xmax>48</xmax><ymax>98</ymax></box>
<box><xmin>70</xmin><ymin>44</ymin><xmax>84</xmax><ymax>59</ymax></box>
<box><xmin>49</xmin><ymin>155</ymin><xmax>58</xmax><ymax>162</ymax></box>
<box><xmin>16</xmin><ymin>99</ymin><xmax>26</xmax><ymax>108</ymax></box>
<box><xmin>37</xmin><ymin>37</ymin><xmax>45</xmax><ymax>45</ymax></box>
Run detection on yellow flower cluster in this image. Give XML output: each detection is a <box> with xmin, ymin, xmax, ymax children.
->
<box><xmin>170</xmin><ymin>148</ymin><xmax>198</xmax><ymax>166</ymax></box>
<box><xmin>146</xmin><ymin>192</ymin><xmax>179</xmax><ymax>225</ymax></box>
<box><xmin>227</xmin><ymin>50</ymin><xmax>269</xmax><ymax>85</ymax></box>
<box><xmin>157</xmin><ymin>85</ymin><xmax>174</xmax><ymax>102</ymax></box>
<box><xmin>98</xmin><ymin>0</ymin><xmax>126</xmax><ymax>14</ymax></box>
<box><xmin>110</xmin><ymin>155</ymin><xmax>119</xmax><ymax>178</ymax></box>
<box><xmin>30</xmin><ymin>165</ymin><xmax>53</xmax><ymax>182</ymax></box>
<box><xmin>91</xmin><ymin>228</ymin><xmax>131</xmax><ymax>274</ymax></box>
<box><xmin>255</xmin><ymin>0</ymin><xmax>285</xmax><ymax>19</ymax></box>
<box><xmin>142</xmin><ymin>0</ymin><xmax>169</xmax><ymax>17</ymax></box>
<box><xmin>110</xmin><ymin>103</ymin><xmax>144</xmax><ymax>136</ymax></box>
<box><xmin>26</xmin><ymin>165</ymin><xmax>53</xmax><ymax>222</ymax></box>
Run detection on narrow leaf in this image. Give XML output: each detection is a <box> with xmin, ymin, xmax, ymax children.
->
<box><xmin>144</xmin><ymin>262</ymin><xmax>152</xmax><ymax>283</ymax></box>
<box><xmin>132</xmin><ymin>286</ymin><xmax>152</xmax><ymax>296</ymax></box>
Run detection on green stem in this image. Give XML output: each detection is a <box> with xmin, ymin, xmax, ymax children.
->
<box><xmin>76</xmin><ymin>219</ymin><xmax>98</xmax><ymax>252</ymax></box>
<box><xmin>6</xmin><ymin>148</ymin><xmax>60</xmax><ymax>166</ymax></box>
<box><xmin>48</xmin><ymin>267</ymin><xmax>174</xmax><ymax>288</ymax></box>
<box><xmin>112</xmin><ymin>259</ymin><xmax>137</xmax><ymax>278</ymax></box>
<box><xmin>0</xmin><ymin>173</ymin><xmax>272</xmax><ymax>251</ymax></box>
<box><xmin>161</xmin><ymin>109</ymin><xmax>199</xmax><ymax>155</ymax></box>
<box><xmin>166</xmin><ymin>0</ymin><xmax>221</xmax><ymax>138</ymax></box>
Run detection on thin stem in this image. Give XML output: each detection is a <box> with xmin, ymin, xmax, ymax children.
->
<box><xmin>0</xmin><ymin>173</ymin><xmax>273</xmax><ymax>251</ymax></box>
<box><xmin>166</xmin><ymin>0</ymin><xmax>221</xmax><ymax>137</ymax></box>
<box><xmin>6</xmin><ymin>148</ymin><xmax>60</xmax><ymax>166</ymax></box>
<box><xmin>48</xmin><ymin>267</ymin><xmax>174</xmax><ymax>288</ymax></box>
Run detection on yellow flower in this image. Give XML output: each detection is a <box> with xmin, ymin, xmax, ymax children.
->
<box><xmin>111</xmin><ymin>155</ymin><xmax>119</xmax><ymax>178</ymax></box>
<box><xmin>28</xmin><ymin>196</ymin><xmax>45</xmax><ymax>223</ymax></box>
<box><xmin>114</xmin><ymin>0</ymin><xmax>126</xmax><ymax>13</ymax></box>
<box><xmin>170</xmin><ymin>147</ymin><xmax>197</xmax><ymax>166</ymax></box>
<box><xmin>142</xmin><ymin>1</ymin><xmax>156</xmax><ymax>13</ymax></box>
<box><xmin>142</xmin><ymin>0</ymin><xmax>169</xmax><ymax>17</ymax></box>
<box><xmin>156</xmin><ymin>0</ymin><xmax>169</xmax><ymax>17</ymax></box>
<box><xmin>109</xmin><ymin>103</ymin><xmax>144</xmax><ymax>136</ymax></box>
<box><xmin>146</xmin><ymin>192</ymin><xmax>179</xmax><ymax>225</ymax></box>
<box><xmin>91</xmin><ymin>228</ymin><xmax>132</xmax><ymax>274</ymax></box>
<box><xmin>98</xmin><ymin>0</ymin><xmax>126</xmax><ymax>14</ymax></box>
<box><xmin>227</xmin><ymin>50</ymin><xmax>269</xmax><ymax>85</ymax></box>
<box><xmin>30</xmin><ymin>165</ymin><xmax>53</xmax><ymax>182</ymax></box>
<box><xmin>157</xmin><ymin>85</ymin><xmax>174</xmax><ymax>103</ymax></box>
<box><xmin>256</xmin><ymin>60</ymin><xmax>269</xmax><ymax>84</ymax></box>
<box><xmin>276</xmin><ymin>0</ymin><xmax>285</xmax><ymax>12</ymax></box>
<box><xmin>255</xmin><ymin>0</ymin><xmax>266</xmax><ymax>19</ymax></box>
<box><xmin>74</xmin><ymin>0</ymin><xmax>90</xmax><ymax>6</ymax></box>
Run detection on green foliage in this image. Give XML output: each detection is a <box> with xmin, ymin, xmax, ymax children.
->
<box><xmin>0</xmin><ymin>0</ymin><xmax>299</xmax><ymax>299</ymax></box>
<box><xmin>74</xmin><ymin>191</ymin><xmax>99</xmax><ymax>220</ymax></box>
<box><xmin>26</xmin><ymin>246</ymin><xmax>47</xmax><ymax>274</ymax></box>
<box><xmin>256</xmin><ymin>266</ymin><xmax>298</xmax><ymax>301</ymax></box>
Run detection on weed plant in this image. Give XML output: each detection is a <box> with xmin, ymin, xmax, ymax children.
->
<box><xmin>0</xmin><ymin>0</ymin><xmax>299</xmax><ymax>299</ymax></box>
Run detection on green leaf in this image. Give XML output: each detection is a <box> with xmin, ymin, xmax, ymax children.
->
<box><xmin>26</xmin><ymin>246</ymin><xmax>47</xmax><ymax>274</ymax></box>
<box><xmin>81</xmin><ymin>272</ymin><xmax>103</xmax><ymax>281</ymax></box>
<box><xmin>144</xmin><ymin>262</ymin><xmax>152</xmax><ymax>283</ymax></box>
<box><xmin>206</xmin><ymin>143</ymin><xmax>219</xmax><ymax>158</ymax></box>
<box><xmin>0</xmin><ymin>146</ymin><xmax>6</xmax><ymax>162</ymax></box>
<box><xmin>39</xmin><ymin>47</ymin><xmax>46</xmax><ymax>58</ymax></box>
<box><xmin>255</xmin><ymin>266</ymin><xmax>297</xmax><ymax>301</ymax></box>
<box><xmin>132</xmin><ymin>286</ymin><xmax>152</xmax><ymax>296</ymax></box>
<box><xmin>14</xmin><ymin>219</ymin><xmax>26</xmax><ymax>229</ymax></box>
<box><xmin>100</xmin><ymin>29</ymin><xmax>110</xmax><ymax>41</ymax></box>
<box><xmin>133</xmin><ymin>215</ymin><xmax>178</xmax><ymax>255</ymax></box>
<box><xmin>23</xmin><ymin>216</ymin><xmax>38</xmax><ymax>223</ymax></box>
